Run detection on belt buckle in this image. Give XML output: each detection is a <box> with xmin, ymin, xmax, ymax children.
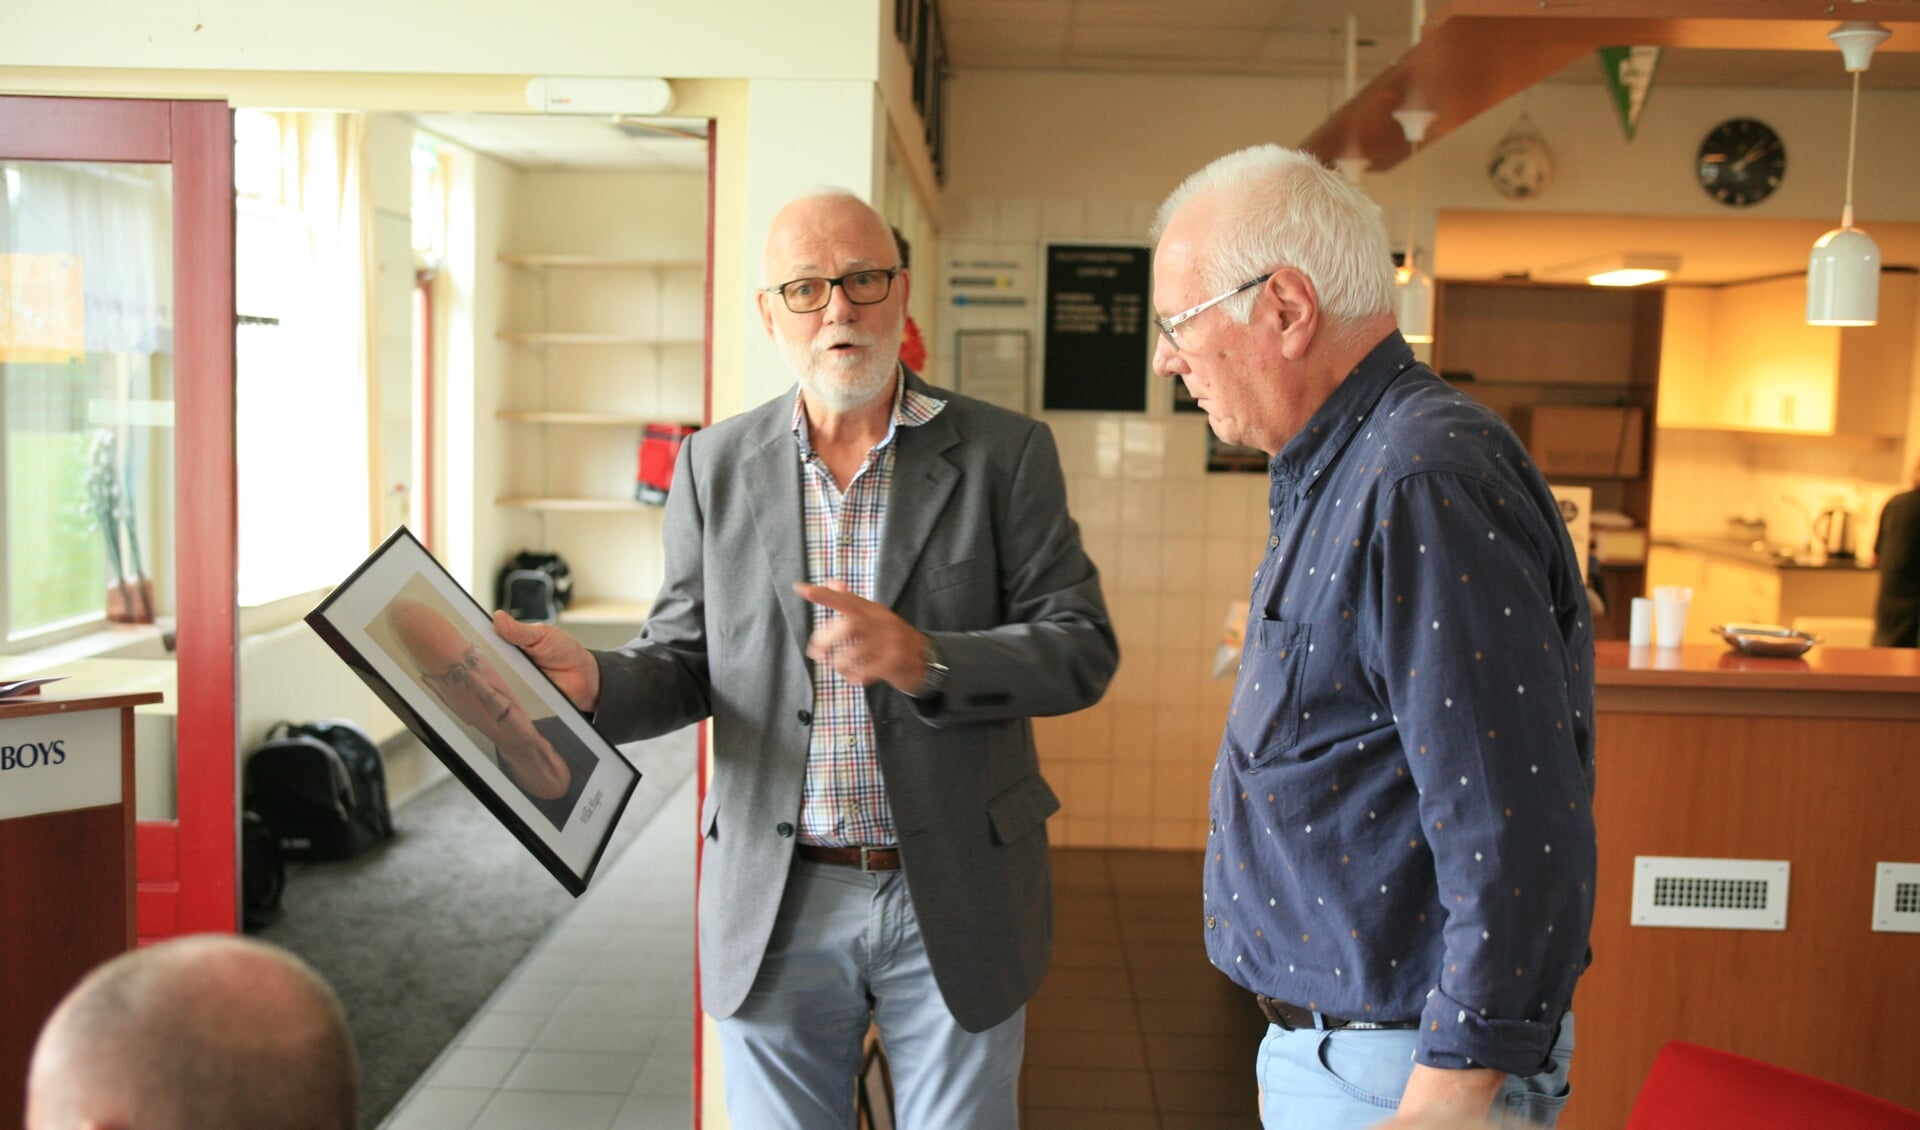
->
<box><xmin>859</xmin><ymin>846</ymin><xmax>885</xmax><ymax>872</ymax></box>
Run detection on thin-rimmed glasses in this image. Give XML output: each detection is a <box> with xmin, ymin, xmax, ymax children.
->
<box><xmin>1155</xmin><ymin>273</ymin><xmax>1273</xmax><ymax>349</ymax></box>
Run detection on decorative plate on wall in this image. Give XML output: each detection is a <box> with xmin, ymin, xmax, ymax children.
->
<box><xmin>1488</xmin><ymin>113</ymin><xmax>1555</xmax><ymax>201</ymax></box>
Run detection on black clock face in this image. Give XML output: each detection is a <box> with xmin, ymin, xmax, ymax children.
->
<box><xmin>1697</xmin><ymin>118</ymin><xmax>1785</xmax><ymax>207</ymax></box>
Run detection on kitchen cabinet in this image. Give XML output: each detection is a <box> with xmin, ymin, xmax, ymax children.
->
<box><xmin>496</xmin><ymin>254</ymin><xmax>705</xmax><ymax>626</ymax></box>
<box><xmin>1657</xmin><ymin>271</ymin><xmax>1917</xmax><ymax>438</ymax></box>
<box><xmin>1434</xmin><ymin>281</ymin><xmax>1663</xmax><ymax>640</ymax></box>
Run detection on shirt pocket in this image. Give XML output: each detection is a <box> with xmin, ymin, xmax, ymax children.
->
<box><xmin>1224</xmin><ymin>617</ymin><xmax>1310</xmax><ymax>770</ymax></box>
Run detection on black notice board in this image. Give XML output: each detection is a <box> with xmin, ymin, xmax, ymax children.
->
<box><xmin>1043</xmin><ymin>244</ymin><xmax>1150</xmax><ymax>412</ymax></box>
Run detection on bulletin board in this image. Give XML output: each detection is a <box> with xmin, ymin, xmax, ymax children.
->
<box><xmin>1042</xmin><ymin>244</ymin><xmax>1151</xmax><ymax>412</ymax></box>
<box><xmin>954</xmin><ymin>330</ymin><xmax>1031</xmax><ymax>415</ymax></box>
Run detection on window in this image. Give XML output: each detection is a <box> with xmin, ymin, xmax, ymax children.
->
<box><xmin>233</xmin><ymin>110</ymin><xmax>371</xmax><ymax>606</ymax></box>
<box><xmin>1</xmin><ymin>160</ymin><xmax>174</xmax><ymax>648</ymax></box>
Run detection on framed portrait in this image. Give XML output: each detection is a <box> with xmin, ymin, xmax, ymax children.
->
<box><xmin>306</xmin><ymin>526</ymin><xmax>640</xmax><ymax>895</ymax></box>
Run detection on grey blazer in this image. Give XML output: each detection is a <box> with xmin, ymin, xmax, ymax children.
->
<box><xmin>592</xmin><ymin>371</ymin><xmax>1118</xmax><ymax>1031</ymax></box>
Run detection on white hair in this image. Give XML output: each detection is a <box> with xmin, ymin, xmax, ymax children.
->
<box><xmin>1151</xmin><ymin>145</ymin><xmax>1396</xmax><ymax>328</ymax></box>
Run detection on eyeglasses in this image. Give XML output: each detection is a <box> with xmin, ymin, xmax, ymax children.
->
<box><xmin>763</xmin><ymin>267</ymin><xmax>902</xmax><ymax>314</ymax></box>
<box><xmin>423</xmin><ymin>646</ymin><xmax>487</xmax><ymax>696</ymax></box>
<box><xmin>1154</xmin><ymin>273</ymin><xmax>1273</xmax><ymax>350</ymax></box>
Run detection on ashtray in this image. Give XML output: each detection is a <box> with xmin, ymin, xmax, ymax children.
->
<box><xmin>1711</xmin><ymin>623</ymin><xmax>1819</xmax><ymax>658</ymax></box>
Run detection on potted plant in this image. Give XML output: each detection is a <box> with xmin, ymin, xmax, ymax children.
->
<box><xmin>85</xmin><ymin>428</ymin><xmax>154</xmax><ymax>624</ymax></box>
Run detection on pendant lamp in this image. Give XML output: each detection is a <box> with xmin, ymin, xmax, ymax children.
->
<box><xmin>1392</xmin><ymin>108</ymin><xmax>1438</xmax><ymax>345</ymax></box>
<box><xmin>1808</xmin><ymin>21</ymin><xmax>1890</xmax><ymax>326</ymax></box>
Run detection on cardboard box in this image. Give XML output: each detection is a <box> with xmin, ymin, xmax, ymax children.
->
<box><xmin>1520</xmin><ymin>405</ymin><xmax>1645</xmax><ymax>478</ymax></box>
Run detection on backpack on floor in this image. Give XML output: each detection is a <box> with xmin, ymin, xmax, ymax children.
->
<box><xmin>245</xmin><ymin>719</ymin><xmax>395</xmax><ymax>862</ymax></box>
<box><xmin>241</xmin><ymin>807</ymin><xmax>285</xmax><ymax>930</ymax></box>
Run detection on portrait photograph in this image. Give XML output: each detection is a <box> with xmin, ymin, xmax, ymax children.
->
<box><xmin>307</xmin><ymin>526</ymin><xmax>639</xmax><ymax>895</ymax></box>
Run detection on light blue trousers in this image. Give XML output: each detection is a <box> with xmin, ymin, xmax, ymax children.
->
<box><xmin>715</xmin><ymin>858</ymin><xmax>1024</xmax><ymax>1130</ymax></box>
<box><xmin>1257</xmin><ymin>1011</ymin><xmax>1576</xmax><ymax>1128</ymax></box>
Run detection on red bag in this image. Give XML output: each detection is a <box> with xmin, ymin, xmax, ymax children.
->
<box><xmin>636</xmin><ymin>423</ymin><xmax>697</xmax><ymax>505</ymax></box>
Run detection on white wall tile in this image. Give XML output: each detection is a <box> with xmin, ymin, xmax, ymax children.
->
<box><xmin>1042</xmin><ymin>198</ymin><xmax>1087</xmax><ymax>239</ymax></box>
<box><xmin>996</xmin><ymin>198</ymin><xmax>1042</xmax><ymax>242</ymax></box>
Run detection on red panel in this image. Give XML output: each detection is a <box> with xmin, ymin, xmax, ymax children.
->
<box><xmin>135</xmin><ymin>819</ymin><xmax>180</xmax><ymax>881</ymax></box>
<box><xmin>136</xmin><ymin>886</ymin><xmax>180</xmax><ymax>942</ymax></box>
<box><xmin>0</xmin><ymin>95</ymin><xmax>171</xmax><ymax>161</ymax></box>
<box><xmin>693</xmin><ymin>118</ymin><xmax>716</xmax><ymax>1129</ymax></box>
<box><xmin>168</xmin><ymin>100</ymin><xmax>239</xmax><ymax>936</ymax></box>
<box><xmin>136</xmin><ymin>819</ymin><xmax>181</xmax><ymax>942</ymax></box>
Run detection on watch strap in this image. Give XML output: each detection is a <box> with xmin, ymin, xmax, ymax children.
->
<box><xmin>916</xmin><ymin>637</ymin><xmax>950</xmax><ymax>700</ymax></box>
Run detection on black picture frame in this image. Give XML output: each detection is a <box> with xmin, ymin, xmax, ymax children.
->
<box><xmin>306</xmin><ymin>526</ymin><xmax>640</xmax><ymax>895</ymax></box>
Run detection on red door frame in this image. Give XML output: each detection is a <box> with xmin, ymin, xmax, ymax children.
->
<box><xmin>0</xmin><ymin>96</ymin><xmax>239</xmax><ymax>940</ymax></box>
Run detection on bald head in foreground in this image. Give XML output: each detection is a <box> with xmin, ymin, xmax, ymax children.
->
<box><xmin>26</xmin><ymin>935</ymin><xmax>359</xmax><ymax>1130</ymax></box>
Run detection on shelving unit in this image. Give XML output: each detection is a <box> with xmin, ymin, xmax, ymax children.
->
<box><xmin>496</xmin><ymin>252</ymin><xmax>705</xmax><ymax>628</ymax></box>
<box><xmin>1433</xmin><ymin>280</ymin><xmax>1665</xmax><ymax>641</ymax></box>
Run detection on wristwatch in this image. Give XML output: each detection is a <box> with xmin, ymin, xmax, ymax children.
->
<box><xmin>917</xmin><ymin>637</ymin><xmax>950</xmax><ymax>700</ymax></box>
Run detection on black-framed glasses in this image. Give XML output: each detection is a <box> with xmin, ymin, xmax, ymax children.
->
<box><xmin>763</xmin><ymin>267</ymin><xmax>902</xmax><ymax>314</ymax></box>
<box><xmin>423</xmin><ymin>646</ymin><xmax>486</xmax><ymax>696</ymax></box>
<box><xmin>1154</xmin><ymin>273</ymin><xmax>1273</xmax><ymax>350</ymax></box>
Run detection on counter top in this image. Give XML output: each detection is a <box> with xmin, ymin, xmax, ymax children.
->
<box><xmin>1655</xmin><ymin>535</ymin><xmax>1876</xmax><ymax>572</ymax></box>
<box><xmin>1595</xmin><ymin>640</ymin><xmax>1920</xmax><ymax>717</ymax></box>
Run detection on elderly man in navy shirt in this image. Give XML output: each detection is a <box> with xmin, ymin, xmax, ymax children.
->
<box><xmin>1151</xmin><ymin>145</ymin><xmax>1596</xmax><ymax>1127</ymax></box>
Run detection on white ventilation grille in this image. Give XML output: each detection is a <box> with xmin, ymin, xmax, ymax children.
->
<box><xmin>1872</xmin><ymin>862</ymin><xmax>1920</xmax><ymax>934</ymax></box>
<box><xmin>1631</xmin><ymin>856</ymin><xmax>1788</xmax><ymax>930</ymax></box>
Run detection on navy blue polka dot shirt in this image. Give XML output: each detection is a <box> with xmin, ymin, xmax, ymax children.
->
<box><xmin>1204</xmin><ymin>333</ymin><xmax>1597</xmax><ymax>1078</ymax></box>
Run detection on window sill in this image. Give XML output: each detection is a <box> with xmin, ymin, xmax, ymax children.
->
<box><xmin>11</xmin><ymin>619</ymin><xmax>178</xmax><ymax>662</ymax></box>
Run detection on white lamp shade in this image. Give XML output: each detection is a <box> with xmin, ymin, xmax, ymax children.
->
<box><xmin>1397</xmin><ymin>261</ymin><xmax>1435</xmax><ymax>344</ymax></box>
<box><xmin>1807</xmin><ymin>225</ymin><xmax>1881</xmax><ymax>326</ymax></box>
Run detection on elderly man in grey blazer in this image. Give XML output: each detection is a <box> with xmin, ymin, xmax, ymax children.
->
<box><xmin>497</xmin><ymin>188</ymin><xmax>1118</xmax><ymax>1129</ymax></box>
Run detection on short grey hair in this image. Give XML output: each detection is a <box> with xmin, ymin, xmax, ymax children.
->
<box><xmin>1151</xmin><ymin>145</ymin><xmax>1396</xmax><ymax>327</ymax></box>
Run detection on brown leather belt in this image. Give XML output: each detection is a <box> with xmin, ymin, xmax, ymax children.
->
<box><xmin>1256</xmin><ymin>994</ymin><xmax>1418</xmax><ymax>1032</ymax></box>
<box><xmin>796</xmin><ymin>844</ymin><xmax>902</xmax><ymax>872</ymax></box>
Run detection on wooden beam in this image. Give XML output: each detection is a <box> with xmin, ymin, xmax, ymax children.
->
<box><xmin>1302</xmin><ymin>1</ymin><xmax>1920</xmax><ymax>173</ymax></box>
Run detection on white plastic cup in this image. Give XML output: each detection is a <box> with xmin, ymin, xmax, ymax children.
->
<box><xmin>1652</xmin><ymin>586</ymin><xmax>1692</xmax><ymax>648</ymax></box>
<box><xmin>1629</xmin><ymin>597</ymin><xmax>1654</xmax><ymax>647</ymax></box>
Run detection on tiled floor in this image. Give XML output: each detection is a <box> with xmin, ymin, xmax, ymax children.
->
<box><xmin>381</xmin><ymin>800</ymin><xmax>1258</xmax><ymax>1129</ymax></box>
<box><xmin>1023</xmin><ymin>848</ymin><xmax>1266</xmax><ymax>1130</ymax></box>
<box><xmin>380</xmin><ymin>772</ymin><xmax>697</xmax><ymax>1130</ymax></box>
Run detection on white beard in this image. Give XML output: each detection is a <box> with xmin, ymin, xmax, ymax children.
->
<box><xmin>774</xmin><ymin>323</ymin><xmax>900</xmax><ymax>415</ymax></box>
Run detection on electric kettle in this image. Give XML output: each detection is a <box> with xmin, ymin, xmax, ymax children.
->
<box><xmin>1813</xmin><ymin>506</ymin><xmax>1858</xmax><ymax>560</ymax></box>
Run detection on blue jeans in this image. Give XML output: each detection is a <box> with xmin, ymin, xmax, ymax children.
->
<box><xmin>715</xmin><ymin>858</ymin><xmax>1024</xmax><ymax>1130</ymax></box>
<box><xmin>1257</xmin><ymin>1011</ymin><xmax>1576</xmax><ymax>1128</ymax></box>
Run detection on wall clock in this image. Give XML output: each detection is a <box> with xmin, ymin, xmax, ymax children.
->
<box><xmin>1488</xmin><ymin>114</ymin><xmax>1554</xmax><ymax>200</ymax></box>
<box><xmin>1696</xmin><ymin>118</ymin><xmax>1785</xmax><ymax>207</ymax></box>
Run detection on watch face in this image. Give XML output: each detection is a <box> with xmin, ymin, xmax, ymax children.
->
<box><xmin>1488</xmin><ymin>135</ymin><xmax>1552</xmax><ymax>200</ymax></box>
<box><xmin>1697</xmin><ymin>118</ymin><xmax>1785</xmax><ymax>207</ymax></box>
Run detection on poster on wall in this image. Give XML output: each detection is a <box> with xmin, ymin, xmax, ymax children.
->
<box><xmin>1042</xmin><ymin>244</ymin><xmax>1151</xmax><ymax>412</ymax></box>
<box><xmin>306</xmin><ymin>527</ymin><xmax>640</xmax><ymax>895</ymax></box>
<box><xmin>954</xmin><ymin>329</ymin><xmax>1031</xmax><ymax>414</ymax></box>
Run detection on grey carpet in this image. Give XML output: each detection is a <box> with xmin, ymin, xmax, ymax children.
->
<box><xmin>254</xmin><ymin>728</ymin><xmax>698</xmax><ymax>1127</ymax></box>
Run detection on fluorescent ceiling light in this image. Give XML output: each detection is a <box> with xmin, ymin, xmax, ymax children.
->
<box><xmin>1542</xmin><ymin>253</ymin><xmax>1680</xmax><ymax>287</ymax></box>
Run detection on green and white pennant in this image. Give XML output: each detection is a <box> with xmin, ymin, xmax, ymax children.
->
<box><xmin>1598</xmin><ymin>45</ymin><xmax>1661</xmax><ymax>141</ymax></box>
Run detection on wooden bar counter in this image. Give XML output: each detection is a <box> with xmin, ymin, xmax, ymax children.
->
<box><xmin>1568</xmin><ymin>643</ymin><xmax>1920</xmax><ymax>1127</ymax></box>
